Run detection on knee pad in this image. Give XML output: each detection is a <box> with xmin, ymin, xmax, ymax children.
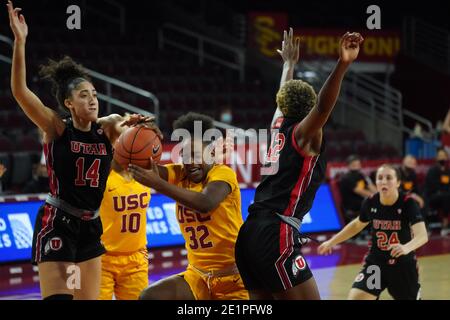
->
<box><xmin>44</xmin><ymin>294</ymin><xmax>74</xmax><ymax>300</ymax></box>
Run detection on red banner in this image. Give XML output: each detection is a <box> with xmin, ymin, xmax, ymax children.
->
<box><xmin>247</xmin><ymin>14</ymin><xmax>400</xmax><ymax>63</ymax></box>
<box><xmin>295</xmin><ymin>29</ymin><xmax>400</xmax><ymax>62</ymax></box>
<box><xmin>162</xmin><ymin>141</ymin><xmax>439</xmax><ymax>186</ymax></box>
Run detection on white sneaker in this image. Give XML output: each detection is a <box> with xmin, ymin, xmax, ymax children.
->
<box><xmin>440</xmin><ymin>229</ymin><xmax>450</xmax><ymax>237</ymax></box>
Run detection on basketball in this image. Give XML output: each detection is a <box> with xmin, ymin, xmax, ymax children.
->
<box><xmin>113</xmin><ymin>126</ymin><xmax>163</xmax><ymax>169</ymax></box>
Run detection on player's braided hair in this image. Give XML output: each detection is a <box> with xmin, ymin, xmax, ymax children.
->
<box><xmin>173</xmin><ymin>112</ymin><xmax>215</xmax><ymax>136</ymax></box>
<box><xmin>276</xmin><ymin>80</ymin><xmax>317</xmax><ymax>120</ymax></box>
<box><xmin>39</xmin><ymin>56</ymin><xmax>91</xmax><ymax>110</ymax></box>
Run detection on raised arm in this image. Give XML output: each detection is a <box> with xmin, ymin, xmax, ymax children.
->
<box><xmin>294</xmin><ymin>32</ymin><xmax>364</xmax><ymax>143</ymax></box>
<box><xmin>7</xmin><ymin>1</ymin><xmax>64</xmax><ymax>137</ymax></box>
<box><xmin>271</xmin><ymin>28</ymin><xmax>300</xmax><ymax>127</ymax></box>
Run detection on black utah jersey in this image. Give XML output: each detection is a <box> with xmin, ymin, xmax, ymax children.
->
<box><xmin>248</xmin><ymin>116</ymin><xmax>327</xmax><ymax>221</ymax></box>
<box><xmin>43</xmin><ymin>119</ymin><xmax>113</xmax><ymax>211</ymax></box>
<box><xmin>359</xmin><ymin>192</ymin><xmax>424</xmax><ymax>263</ymax></box>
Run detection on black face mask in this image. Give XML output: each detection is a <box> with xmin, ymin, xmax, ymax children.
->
<box><xmin>38</xmin><ymin>176</ymin><xmax>49</xmax><ymax>185</ymax></box>
<box><xmin>438</xmin><ymin>160</ymin><xmax>448</xmax><ymax>167</ymax></box>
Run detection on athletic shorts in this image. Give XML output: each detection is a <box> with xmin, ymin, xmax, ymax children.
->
<box><xmin>352</xmin><ymin>255</ymin><xmax>421</xmax><ymax>300</ymax></box>
<box><xmin>31</xmin><ymin>203</ymin><xmax>105</xmax><ymax>265</ymax></box>
<box><xmin>179</xmin><ymin>264</ymin><xmax>249</xmax><ymax>300</ymax></box>
<box><xmin>99</xmin><ymin>249</ymin><xmax>149</xmax><ymax>300</ymax></box>
<box><xmin>235</xmin><ymin>212</ymin><xmax>313</xmax><ymax>293</ymax></box>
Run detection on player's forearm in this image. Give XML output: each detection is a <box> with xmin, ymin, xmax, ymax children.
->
<box><xmin>354</xmin><ymin>188</ymin><xmax>373</xmax><ymax>198</ymax></box>
<box><xmin>329</xmin><ymin>219</ymin><xmax>364</xmax><ymax>246</ymax></box>
<box><xmin>404</xmin><ymin>230</ymin><xmax>428</xmax><ymax>253</ymax></box>
<box><xmin>11</xmin><ymin>40</ymin><xmax>29</xmax><ymax>99</ymax></box>
<box><xmin>279</xmin><ymin>62</ymin><xmax>295</xmax><ymax>88</ymax></box>
<box><xmin>316</xmin><ymin>60</ymin><xmax>349</xmax><ymax>115</ymax></box>
<box><xmin>155</xmin><ymin>180</ymin><xmax>213</xmax><ymax>213</ymax></box>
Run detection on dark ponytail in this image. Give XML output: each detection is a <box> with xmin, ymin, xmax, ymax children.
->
<box><xmin>39</xmin><ymin>56</ymin><xmax>91</xmax><ymax>110</ymax></box>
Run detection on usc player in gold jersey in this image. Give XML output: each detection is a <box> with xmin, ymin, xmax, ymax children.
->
<box><xmin>98</xmin><ymin>159</ymin><xmax>151</xmax><ymax>300</ymax></box>
<box><xmin>129</xmin><ymin>112</ymin><xmax>248</xmax><ymax>300</ymax></box>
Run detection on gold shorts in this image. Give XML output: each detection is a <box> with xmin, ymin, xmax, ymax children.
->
<box><xmin>99</xmin><ymin>249</ymin><xmax>149</xmax><ymax>300</ymax></box>
<box><xmin>179</xmin><ymin>264</ymin><xmax>249</xmax><ymax>300</ymax></box>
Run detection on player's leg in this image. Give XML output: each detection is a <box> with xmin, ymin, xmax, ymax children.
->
<box><xmin>38</xmin><ymin>262</ymin><xmax>75</xmax><ymax>299</ymax></box>
<box><xmin>272</xmin><ymin>276</ymin><xmax>320</xmax><ymax>300</ymax></box>
<box><xmin>115</xmin><ymin>251</ymin><xmax>149</xmax><ymax>300</ymax></box>
<box><xmin>349</xmin><ymin>262</ymin><xmax>384</xmax><ymax>300</ymax></box>
<box><xmin>73</xmin><ymin>217</ymin><xmax>106</xmax><ymax>299</ymax></box>
<box><xmin>387</xmin><ymin>260</ymin><xmax>421</xmax><ymax>300</ymax></box>
<box><xmin>74</xmin><ymin>256</ymin><xmax>102</xmax><ymax>300</ymax></box>
<box><xmin>139</xmin><ymin>274</ymin><xmax>195</xmax><ymax>300</ymax></box>
<box><xmin>249</xmin><ymin>290</ymin><xmax>274</xmax><ymax>300</ymax></box>
<box><xmin>347</xmin><ymin>288</ymin><xmax>378</xmax><ymax>300</ymax></box>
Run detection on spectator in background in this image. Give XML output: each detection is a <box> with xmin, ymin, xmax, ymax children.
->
<box><xmin>399</xmin><ymin>155</ymin><xmax>424</xmax><ymax>209</ymax></box>
<box><xmin>0</xmin><ymin>163</ymin><xmax>6</xmax><ymax>194</ymax></box>
<box><xmin>23</xmin><ymin>161</ymin><xmax>49</xmax><ymax>194</ymax></box>
<box><xmin>339</xmin><ymin>155</ymin><xmax>377</xmax><ymax>224</ymax></box>
<box><xmin>424</xmin><ymin>148</ymin><xmax>450</xmax><ymax>236</ymax></box>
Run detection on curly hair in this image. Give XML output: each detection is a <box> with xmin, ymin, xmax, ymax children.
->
<box><xmin>39</xmin><ymin>56</ymin><xmax>91</xmax><ymax>109</ymax></box>
<box><xmin>173</xmin><ymin>112</ymin><xmax>215</xmax><ymax>136</ymax></box>
<box><xmin>276</xmin><ymin>80</ymin><xmax>317</xmax><ymax>120</ymax></box>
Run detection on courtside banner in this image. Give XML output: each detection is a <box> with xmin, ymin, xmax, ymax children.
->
<box><xmin>0</xmin><ymin>186</ymin><xmax>342</xmax><ymax>263</ymax></box>
<box><xmin>247</xmin><ymin>14</ymin><xmax>400</xmax><ymax>62</ymax></box>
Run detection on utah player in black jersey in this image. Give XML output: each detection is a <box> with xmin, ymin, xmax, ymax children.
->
<box><xmin>7</xmin><ymin>1</ymin><xmax>149</xmax><ymax>300</ymax></box>
<box><xmin>235</xmin><ymin>28</ymin><xmax>364</xmax><ymax>299</ymax></box>
<box><xmin>318</xmin><ymin>164</ymin><xmax>428</xmax><ymax>300</ymax></box>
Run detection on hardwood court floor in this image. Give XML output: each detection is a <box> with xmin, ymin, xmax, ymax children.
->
<box><xmin>1</xmin><ymin>235</ymin><xmax>449</xmax><ymax>300</ymax></box>
<box><xmin>314</xmin><ymin>254</ymin><xmax>450</xmax><ymax>300</ymax></box>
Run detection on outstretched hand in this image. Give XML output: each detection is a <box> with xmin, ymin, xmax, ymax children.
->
<box><xmin>339</xmin><ymin>32</ymin><xmax>364</xmax><ymax>63</ymax></box>
<box><xmin>317</xmin><ymin>240</ymin><xmax>334</xmax><ymax>255</ymax></box>
<box><xmin>128</xmin><ymin>161</ymin><xmax>161</xmax><ymax>189</ymax></box>
<box><xmin>7</xmin><ymin>0</ymin><xmax>28</xmax><ymax>42</ymax></box>
<box><xmin>277</xmin><ymin>27</ymin><xmax>300</xmax><ymax>66</ymax></box>
<box><xmin>120</xmin><ymin>114</ymin><xmax>163</xmax><ymax>140</ymax></box>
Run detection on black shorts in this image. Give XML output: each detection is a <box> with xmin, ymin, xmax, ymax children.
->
<box><xmin>352</xmin><ymin>256</ymin><xmax>420</xmax><ymax>300</ymax></box>
<box><xmin>235</xmin><ymin>212</ymin><xmax>313</xmax><ymax>293</ymax></box>
<box><xmin>31</xmin><ymin>204</ymin><xmax>105</xmax><ymax>265</ymax></box>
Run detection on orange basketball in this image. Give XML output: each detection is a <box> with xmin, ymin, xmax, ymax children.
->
<box><xmin>113</xmin><ymin>126</ymin><xmax>162</xmax><ymax>170</ymax></box>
